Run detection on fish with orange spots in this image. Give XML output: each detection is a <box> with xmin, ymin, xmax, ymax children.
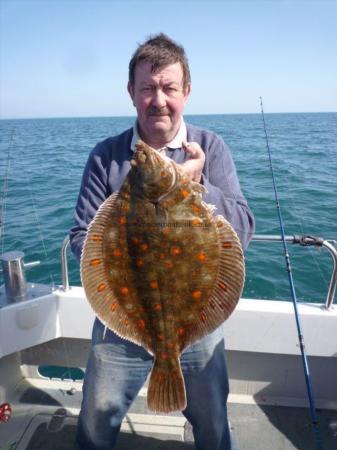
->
<box><xmin>81</xmin><ymin>140</ymin><xmax>244</xmax><ymax>413</ymax></box>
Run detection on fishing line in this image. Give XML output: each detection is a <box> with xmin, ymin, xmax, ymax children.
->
<box><xmin>0</xmin><ymin>129</ymin><xmax>15</xmax><ymax>255</ymax></box>
<box><xmin>1</xmin><ymin>129</ymin><xmax>55</xmax><ymax>286</ymax></box>
<box><xmin>25</xmin><ymin>180</ymin><xmax>56</xmax><ymax>288</ymax></box>
<box><xmin>260</xmin><ymin>97</ymin><xmax>323</xmax><ymax>450</ymax></box>
<box><xmin>284</xmin><ymin>157</ymin><xmax>329</xmax><ymax>289</ymax></box>
<box><xmin>286</xmin><ymin>194</ymin><xmax>329</xmax><ymax>297</ymax></box>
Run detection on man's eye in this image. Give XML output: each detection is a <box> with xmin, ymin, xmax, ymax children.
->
<box><xmin>165</xmin><ymin>87</ymin><xmax>179</xmax><ymax>96</ymax></box>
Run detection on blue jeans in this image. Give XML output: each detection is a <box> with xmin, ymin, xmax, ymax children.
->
<box><xmin>75</xmin><ymin>318</ymin><xmax>232</xmax><ymax>450</ymax></box>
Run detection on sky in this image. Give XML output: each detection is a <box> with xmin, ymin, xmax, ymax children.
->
<box><xmin>0</xmin><ymin>0</ymin><xmax>336</xmax><ymax>119</ymax></box>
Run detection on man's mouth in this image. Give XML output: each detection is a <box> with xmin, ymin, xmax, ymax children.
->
<box><xmin>147</xmin><ymin>109</ymin><xmax>170</xmax><ymax>117</ymax></box>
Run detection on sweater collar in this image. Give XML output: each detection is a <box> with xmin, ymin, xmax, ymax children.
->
<box><xmin>130</xmin><ymin>118</ymin><xmax>187</xmax><ymax>153</ymax></box>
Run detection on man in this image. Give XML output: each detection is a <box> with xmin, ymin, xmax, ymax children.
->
<box><xmin>70</xmin><ymin>33</ymin><xmax>255</xmax><ymax>450</ymax></box>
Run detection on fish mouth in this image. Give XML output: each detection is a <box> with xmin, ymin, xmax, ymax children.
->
<box><xmin>133</xmin><ymin>141</ymin><xmax>163</xmax><ymax>166</ymax></box>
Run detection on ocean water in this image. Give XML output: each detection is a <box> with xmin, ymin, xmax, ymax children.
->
<box><xmin>0</xmin><ymin>113</ymin><xmax>336</xmax><ymax>303</ymax></box>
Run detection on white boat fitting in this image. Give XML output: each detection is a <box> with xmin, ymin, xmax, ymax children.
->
<box><xmin>0</xmin><ymin>235</ymin><xmax>336</xmax><ymax>450</ymax></box>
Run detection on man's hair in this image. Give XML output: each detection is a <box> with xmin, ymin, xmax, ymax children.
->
<box><xmin>128</xmin><ymin>33</ymin><xmax>191</xmax><ymax>92</ymax></box>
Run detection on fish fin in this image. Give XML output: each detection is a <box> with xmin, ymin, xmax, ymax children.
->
<box><xmin>206</xmin><ymin>203</ymin><xmax>217</xmax><ymax>213</ymax></box>
<box><xmin>80</xmin><ymin>192</ymin><xmax>142</xmax><ymax>345</ymax></box>
<box><xmin>191</xmin><ymin>180</ymin><xmax>207</xmax><ymax>193</ymax></box>
<box><xmin>183</xmin><ymin>215</ymin><xmax>245</xmax><ymax>347</ymax></box>
<box><xmin>210</xmin><ymin>215</ymin><xmax>245</xmax><ymax>318</ymax></box>
<box><xmin>147</xmin><ymin>357</ymin><xmax>186</xmax><ymax>413</ymax></box>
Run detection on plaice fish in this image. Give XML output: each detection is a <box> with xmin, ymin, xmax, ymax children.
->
<box><xmin>81</xmin><ymin>140</ymin><xmax>245</xmax><ymax>413</ymax></box>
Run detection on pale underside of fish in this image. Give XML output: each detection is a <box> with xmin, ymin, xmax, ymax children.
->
<box><xmin>81</xmin><ymin>140</ymin><xmax>245</xmax><ymax>413</ymax></box>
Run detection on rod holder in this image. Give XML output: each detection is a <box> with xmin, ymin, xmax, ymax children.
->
<box><xmin>1</xmin><ymin>251</ymin><xmax>27</xmax><ymax>302</ymax></box>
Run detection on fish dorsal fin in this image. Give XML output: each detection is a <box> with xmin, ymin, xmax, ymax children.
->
<box><xmin>81</xmin><ymin>192</ymin><xmax>147</xmax><ymax>348</ymax></box>
<box><xmin>181</xmin><ymin>215</ymin><xmax>244</xmax><ymax>348</ymax></box>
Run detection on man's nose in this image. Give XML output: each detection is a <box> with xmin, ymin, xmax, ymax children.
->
<box><xmin>152</xmin><ymin>88</ymin><xmax>166</xmax><ymax>107</ymax></box>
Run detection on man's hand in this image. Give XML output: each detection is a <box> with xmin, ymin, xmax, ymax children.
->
<box><xmin>179</xmin><ymin>141</ymin><xmax>205</xmax><ymax>183</ymax></box>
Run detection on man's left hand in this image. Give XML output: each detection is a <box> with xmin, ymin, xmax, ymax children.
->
<box><xmin>179</xmin><ymin>141</ymin><xmax>205</xmax><ymax>183</ymax></box>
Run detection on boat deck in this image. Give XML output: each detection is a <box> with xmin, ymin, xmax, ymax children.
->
<box><xmin>2</xmin><ymin>377</ymin><xmax>337</xmax><ymax>450</ymax></box>
<box><xmin>1</xmin><ymin>290</ymin><xmax>337</xmax><ymax>449</ymax></box>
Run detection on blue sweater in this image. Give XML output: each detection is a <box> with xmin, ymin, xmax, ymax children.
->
<box><xmin>70</xmin><ymin>123</ymin><xmax>255</xmax><ymax>261</ymax></box>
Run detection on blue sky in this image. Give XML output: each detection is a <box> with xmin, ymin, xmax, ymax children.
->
<box><xmin>1</xmin><ymin>0</ymin><xmax>336</xmax><ymax>119</ymax></box>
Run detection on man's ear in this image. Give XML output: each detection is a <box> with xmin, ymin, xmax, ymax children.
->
<box><xmin>127</xmin><ymin>82</ymin><xmax>135</xmax><ymax>106</ymax></box>
<box><xmin>184</xmin><ymin>83</ymin><xmax>191</xmax><ymax>98</ymax></box>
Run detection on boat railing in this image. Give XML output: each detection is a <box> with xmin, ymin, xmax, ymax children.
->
<box><xmin>60</xmin><ymin>234</ymin><xmax>337</xmax><ymax>310</ymax></box>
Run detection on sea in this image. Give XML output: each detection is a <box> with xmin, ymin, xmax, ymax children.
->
<box><xmin>0</xmin><ymin>113</ymin><xmax>336</xmax><ymax>304</ymax></box>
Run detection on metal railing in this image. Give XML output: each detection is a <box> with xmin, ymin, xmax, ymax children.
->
<box><xmin>61</xmin><ymin>236</ymin><xmax>70</xmax><ymax>292</ymax></box>
<box><xmin>61</xmin><ymin>234</ymin><xmax>337</xmax><ymax>310</ymax></box>
<box><xmin>252</xmin><ymin>235</ymin><xmax>337</xmax><ymax>310</ymax></box>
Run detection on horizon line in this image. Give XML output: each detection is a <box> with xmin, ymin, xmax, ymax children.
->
<box><xmin>1</xmin><ymin>111</ymin><xmax>336</xmax><ymax>121</ymax></box>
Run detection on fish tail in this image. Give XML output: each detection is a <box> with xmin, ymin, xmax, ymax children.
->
<box><xmin>147</xmin><ymin>358</ymin><xmax>186</xmax><ymax>413</ymax></box>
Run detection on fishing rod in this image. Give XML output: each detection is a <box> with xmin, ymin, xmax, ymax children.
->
<box><xmin>260</xmin><ymin>97</ymin><xmax>323</xmax><ymax>450</ymax></box>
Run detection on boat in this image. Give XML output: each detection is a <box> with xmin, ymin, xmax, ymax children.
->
<box><xmin>0</xmin><ymin>232</ymin><xmax>336</xmax><ymax>450</ymax></box>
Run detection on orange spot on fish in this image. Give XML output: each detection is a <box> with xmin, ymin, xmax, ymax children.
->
<box><xmin>165</xmin><ymin>261</ymin><xmax>174</xmax><ymax>269</ymax></box>
<box><xmin>191</xmin><ymin>204</ymin><xmax>201</xmax><ymax>213</ymax></box>
<box><xmin>161</xmin><ymin>352</ymin><xmax>169</xmax><ymax>360</ymax></box>
<box><xmin>180</xmin><ymin>189</ymin><xmax>189</xmax><ymax>198</ymax></box>
<box><xmin>111</xmin><ymin>302</ymin><xmax>118</xmax><ymax>311</ymax></box>
<box><xmin>136</xmin><ymin>258</ymin><xmax>144</xmax><ymax>267</ymax></box>
<box><xmin>97</xmin><ymin>283</ymin><xmax>106</xmax><ymax>292</ymax></box>
<box><xmin>160</xmin><ymin>170</ymin><xmax>166</xmax><ymax>177</ymax></box>
<box><xmin>162</xmin><ymin>227</ymin><xmax>170</xmax><ymax>235</ymax></box>
<box><xmin>159</xmin><ymin>253</ymin><xmax>165</xmax><ymax>260</ymax></box>
<box><xmin>177</xmin><ymin>327</ymin><xmax>185</xmax><ymax>336</ymax></box>
<box><xmin>150</xmin><ymin>281</ymin><xmax>159</xmax><ymax>289</ymax></box>
<box><xmin>120</xmin><ymin>286</ymin><xmax>129</xmax><ymax>295</ymax></box>
<box><xmin>92</xmin><ymin>235</ymin><xmax>103</xmax><ymax>242</ymax></box>
<box><xmin>138</xmin><ymin>319</ymin><xmax>146</xmax><ymax>330</ymax></box>
<box><xmin>113</xmin><ymin>249</ymin><xmax>122</xmax><ymax>257</ymax></box>
<box><xmin>191</xmin><ymin>290</ymin><xmax>202</xmax><ymax>300</ymax></box>
<box><xmin>118</xmin><ymin>216</ymin><xmax>126</xmax><ymax>225</ymax></box>
<box><xmin>218</xmin><ymin>282</ymin><xmax>228</xmax><ymax>292</ymax></box>
<box><xmin>131</xmin><ymin>237</ymin><xmax>140</xmax><ymax>245</ymax></box>
<box><xmin>90</xmin><ymin>259</ymin><xmax>102</xmax><ymax>267</ymax></box>
<box><xmin>157</xmin><ymin>334</ymin><xmax>164</xmax><ymax>341</ymax></box>
<box><xmin>170</xmin><ymin>246</ymin><xmax>181</xmax><ymax>256</ymax></box>
<box><xmin>197</xmin><ymin>251</ymin><xmax>206</xmax><ymax>262</ymax></box>
<box><xmin>141</xmin><ymin>243</ymin><xmax>149</xmax><ymax>251</ymax></box>
<box><xmin>167</xmin><ymin>341</ymin><xmax>174</xmax><ymax>349</ymax></box>
<box><xmin>124</xmin><ymin>319</ymin><xmax>129</xmax><ymax>325</ymax></box>
<box><xmin>222</xmin><ymin>242</ymin><xmax>232</xmax><ymax>249</ymax></box>
<box><xmin>191</xmin><ymin>218</ymin><xmax>201</xmax><ymax>226</ymax></box>
<box><xmin>153</xmin><ymin>303</ymin><xmax>161</xmax><ymax>311</ymax></box>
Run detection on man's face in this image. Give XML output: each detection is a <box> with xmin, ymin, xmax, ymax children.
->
<box><xmin>128</xmin><ymin>62</ymin><xmax>190</xmax><ymax>147</ymax></box>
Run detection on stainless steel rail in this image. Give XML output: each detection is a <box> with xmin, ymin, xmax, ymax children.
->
<box><xmin>322</xmin><ymin>240</ymin><xmax>337</xmax><ymax>310</ymax></box>
<box><xmin>252</xmin><ymin>234</ymin><xmax>337</xmax><ymax>310</ymax></box>
<box><xmin>60</xmin><ymin>234</ymin><xmax>337</xmax><ymax>309</ymax></box>
<box><xmin>61</xmin><ymin>236</ymin><xmax>70</xmax><ymax>292</ymax></box>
